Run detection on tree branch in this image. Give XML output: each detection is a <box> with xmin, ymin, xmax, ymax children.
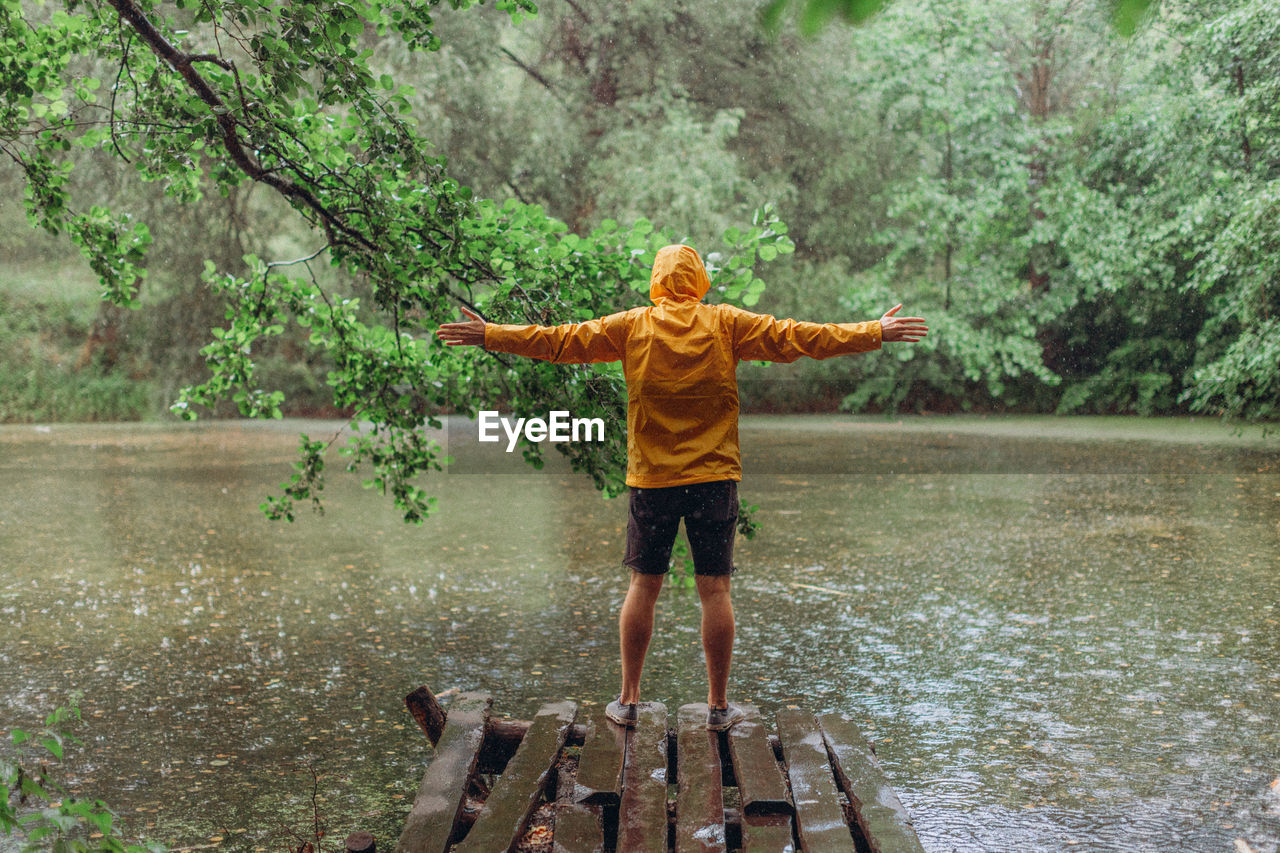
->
<box><xmin>109</xmin><ymin>30</ymin><xmax>133</xmax><ymax>162</ymax></box>
<box><xmin>563</xmin><ymin>0</ymin><xmax>592</xmax><ymax>23</ymax></box>
<box><xmin>499</xmin><ymin>47</ymin><xmax>559</xmax><ymax>96</ymax></box>
<box><xmin>104</xmin><ymin>0</ymin><xmax>556</xmax><ymax>337</ymax></box>
<box><xmin>104</xmin><ymin>0</ymin><xmax>375</xmax><ymax>254</ymax></box>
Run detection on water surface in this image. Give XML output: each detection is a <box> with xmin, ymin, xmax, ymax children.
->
<box><xmin>0</xmin><ymin>416</ymin><xmax>1276</xmax><ymax>851</ymax></box>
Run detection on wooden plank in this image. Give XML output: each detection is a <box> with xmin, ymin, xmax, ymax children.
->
<box><xmin>345</xmin><ymin>830</ymin><xmax>376</xmax><ymax>853</ymax></box>
<box><xmin>727</xmin><ymin>704</ymin><xmax>792</xmax><ymax>817</ymax></box>
<box><xmin>394</xmin><ymin>692</ymin><xmax>492</xmax><ymax>853</ymax></box>
<box><xmin>741</xmin><ymin>816</ymin><xmax>797</xmax><ymax>853</ymax></box>
<box><xmin>554</xmin><ymin>735</ymin><xmax>605</xmax><ymax>853</ymax></box>
<box><xmin>573</xmin><ymin>708</ymin><xmax>627</xmax><ymax>805</ymax></box>
<box><xmin>552</xmin><ymin>804</ymin><xmax>605</xmax><ymax>853</ymax></box>
<box><xmin>817</xmin><ymin>715</ymin><xmax>926</xmax><ymax>853</ymax></box>
<box><xmin>405</xmin><ymin>686</ymin><xmax>448</xmax><ymax>747</ymax></box>
<box><xmin>617</xmin><ymin>701</ymin><xmax>669</xmax><ymax>853</ymax></box>
<box><xmin>676</xmin><ymin>703</ymin><xmax>726</xmax><ymax>852</ymax></box>
<box><xmin>478</xmin><ymin>718</ymin><xmax>588</xmax><ymax>774</ymax></box>
<box><xmin>454</xmin><ymin>701</ymin><xmax>578</xmax><ymax>853</ymax></box>
<box><xmin>776</xmin><ymin>709</ymin><xmax>855</xmax><ymax>853</ymax></box>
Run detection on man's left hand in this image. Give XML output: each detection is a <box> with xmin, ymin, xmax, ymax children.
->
<box><xmin>879</xmin><ymin>304</ymin><xmax>928</xmax><ymax>343</ymax></box>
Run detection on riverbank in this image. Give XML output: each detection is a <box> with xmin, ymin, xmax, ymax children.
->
<box><xmin>741</xmin><ymin>412</ymin><xmax>1278</xmax><ymax>446</ymax></box>
<box><xmin>0</xmin><ymin>262</ymin><xmax>346</xmax><ymax>424</ymax></box>
<box><xmin>4</xmin><ymin>412</ymin><xmax>1271</xmax><ymax>457</ymax></box>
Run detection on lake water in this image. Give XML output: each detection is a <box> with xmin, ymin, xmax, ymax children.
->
<box><xmin>0</xmin><ymin>416</ymin><xmax>1277</xmax><ymax>852</ymax></box>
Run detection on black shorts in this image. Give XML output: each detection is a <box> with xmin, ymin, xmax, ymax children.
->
<box><xmin>624</xmin><ymin>480</ymin><xmax>738</xmax><ymax>577</ymax></box>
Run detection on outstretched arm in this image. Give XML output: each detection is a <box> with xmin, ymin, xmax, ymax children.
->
<box><xmin>436</xmin><ymin>306</ymin><xmax>626</xmax><ymax>363</ymax></box>
<box><xmin>878</xmin><ymin>304</ymin><xmax>928</xmax><ymax>343</ymax></box>
<box><xmin>728</xmin><ymin>302</ymin><xmax>927</xmax><ymax>363</ymax></box>
<box><xmin>436</xmin><ymin>306</ymin><xmax>487</xmax><ymax>347</ymax></box>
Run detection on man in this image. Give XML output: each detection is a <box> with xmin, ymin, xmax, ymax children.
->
<box><xmin>437</xmin><ymin>244</ymin><xmax>927</xmax><ymax>730</ymax></box>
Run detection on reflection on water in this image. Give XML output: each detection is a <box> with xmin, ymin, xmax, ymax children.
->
<box><xmin>0</xmin><ymin>416</ymin><xmax>1277</xmax><ymax>851</ymax></box>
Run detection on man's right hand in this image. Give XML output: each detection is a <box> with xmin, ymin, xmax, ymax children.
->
<box><xmin>879</xmin><ymin>304</ymin><xmax>928</xmax><ymax>343</ymax></box>
<box><xmin>436</xmin><ymin>307</ymin><xmax>487</xmax><ymax>347</ymax></box>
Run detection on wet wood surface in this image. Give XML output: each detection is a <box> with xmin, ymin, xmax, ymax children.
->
<box><xmin>405</xmin><ymin>686</ymin><xmax>448</xmax><ymax>747</ymax></box>
<box><xmin>552</xmin><ymin>741</ymin><xmax>604</xmax><ymax>853</ymax></box>
<box><xmin>573</xmin><ymin>709</ymin><xmax>626</xmax><ymax>806</ymax></box>
<box><xmin>727</xmin><ymin>704</ymin><xmax>793</xmax><ymax>817</ymax></box>
<box><xmin>478</xmin><ymin>718</ymin><xmax>587</xmax><ymax>775</ymax></box>
<box><xmin>393</xmin><ymin>687</ymin><xmax>922</xmax><ymax>853</ymax></box>
<box><xmin>675</xmin><ymin>703</ymin><xmax>726</xmax><ymax>852</ymax></box>
<box><xmin>393</xmin><ymin>692</ymin><xmax>491</xmax><ymax>853</ymax></box>
<box><xmin>818</xmin><ymin>714</ymin><xmax>926</xmax><ymax>853</ymax></box>
<box><xmin>740</xmin><ymin>815</ymin><xmax>797</xmax><ymax>852</ymax></box>
<box><xmin>776</xmin><ymin>709</ymin><xmax>856</xmax><ymax>853</ymax></box>
<box><xmin>617</xmin><ymin>702</ymin><xmax>669</xmax><ymax>853</ymax></box>
<box><xmin>454</xmin><ymin>701</ymin><xmax>577</xmax><ymax>853</ymax></box>
<box><xmin>344</xmin><ymin>830</ymin><xmax>376</xmax><ymax>853</ymax></box>
<box><xmin>551</xmin><ymin>804</ymin><xmax>604</xmax><ymax>853</ymax></box>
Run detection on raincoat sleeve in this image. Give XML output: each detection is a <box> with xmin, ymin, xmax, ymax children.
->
<box><xmin>483</xmin><ymin>311</ymin><xmax>629</xmax><ymax>364</ymax></box>
<box><xmin>725</xmin><ymin>306</ymin><xmax>881</xmax><ymax>363</ymax></box>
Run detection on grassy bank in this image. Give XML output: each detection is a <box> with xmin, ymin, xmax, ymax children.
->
<box><xmin>0</xmin><ymin>256</ymin><xmax>348</xmax><ymax>424</ymax></box>
<box><xmin>0</xmin><ymin>261</ymin><xmax>154</xmax><ymax>423</ymax></box>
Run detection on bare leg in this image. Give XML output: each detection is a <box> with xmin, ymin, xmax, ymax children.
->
<box><xmin>695</xmin><ymin>573</ymin><xmax>735</xmax><ymax>707</ymax></box>
<box><xmin>618</xmin><ymin>571</ymin><xmax>664</xmax><ymax>704</ymax></box>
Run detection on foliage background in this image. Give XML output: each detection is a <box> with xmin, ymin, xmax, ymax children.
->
<box><xmin>2</xmin><ymin>0</ymin><xmax>1277</xmax><ymax>469</ymax></box>
<box><xmin>2</xmin><ymin>0</ymin><xmax>1278</xmax><ymax>846</ymax></box>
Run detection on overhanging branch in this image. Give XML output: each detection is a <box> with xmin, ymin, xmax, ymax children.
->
<box><xmin>101</xmin><ymin>0</ymin><xmax>573</xmax><ymax>333</ymax></box>
<box><xmin>104</xmin><ymin>0</ymin><xmax>373</xmax><ymax>253</ymax></box>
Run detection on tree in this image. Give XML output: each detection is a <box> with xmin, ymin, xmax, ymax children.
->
<box><xmin>1045</xmin><ymin>0</ymin><xmax>1280</xmax><ymax>419</ymax></box>
<box><xmin>830</xmin><ymin>0</ymin><xmax>1072</xmax><ymax>413</ymax></box>
<box><xmin>1</xmin><ymin>0</ymin><xmax>793</xmax><ymax>520</ymax></box>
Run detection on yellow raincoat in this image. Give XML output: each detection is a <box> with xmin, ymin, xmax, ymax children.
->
<box><xmin>483</xmin><ymin>244</ymin><xmax>881</xmax><ymax>487</ymax></box>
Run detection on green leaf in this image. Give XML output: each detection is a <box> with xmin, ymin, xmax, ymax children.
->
<box><xmin>42</xmin><ymin>736</ymin><xmax>64</xmax><ymax>761</ymax></box>
<box><xmin>838</xmin><ymin>0</ymin><xmax>887</xmax><ymax>24</ymax></box>
<box><xmin>799</xmin><ymin>0</ymin><xmax>840</xmax><ymax>36</ymax></box>
<box><xmin>760</xmin><ymin>0</ymin><xmax>787</xmax><ymax>33</ymax></box>
<box><xmin>87</xmin><ymin>807</ymin><xmax>114</xmax><ymax>835</ymax></box>
<box><xmin>794</xmin><ymin>0</ymin><xmax>885</xmax><ymax>35</ymax></box>
<box><xmin>1110</xmin><ymin>0</ymin><xmax>1153</xmax><ymax>36</ymax></box>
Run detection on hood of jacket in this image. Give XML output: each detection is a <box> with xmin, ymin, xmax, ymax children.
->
<box><xmin>649</xmin><ymin>244</ymin><xmax>711</xmax><ymax>304</ymax></box>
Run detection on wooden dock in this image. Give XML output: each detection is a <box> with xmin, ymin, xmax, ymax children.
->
<box><xmin>389</xmin><ymin>686</ymin><xmax>926</xmax><ymax>853</ymax></box>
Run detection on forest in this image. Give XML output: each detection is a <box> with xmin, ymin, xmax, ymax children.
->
<box><xmin>2</xmin><ymin>0</ymin><xmax>1277</xmax><ymax>513</ymax></box>
<box><xmin>3</xmin><ymin>3</ymin><xmax>1279</xmax><ymax>848</ymax></box>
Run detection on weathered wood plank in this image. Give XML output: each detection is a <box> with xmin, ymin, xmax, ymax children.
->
<box><xmin>478</xmin><ymin>719</ymin><xmax>587</xmax><ymax>775</ymax></box>
<box><xmin>618</xmin><ymin>702</ymin><xmax>669</xmax><ymax>853</ymax></box>
<box><xmin>405</xmin><ymin>686</ymin><xmax>448</xmax><ymax>747</ymax></box>
<box><xmin>727</xmin><ymin>704</ymin><xmax>792</xmax><ymax>817</ymax></box>
<box><xmin>345</xmin><ymin>830</ymin><xmax>377</xmax><ymax>853</ymax></box>
<box><xmin>776</xmin><ymin>709</ymin><xmax>855</xmax><ymax>853</ymax></box>
<box><xmin>740</xmin><ymin>816</ymin><xmax>797</xmax><ymax>852</ymax></box>
<box><xmin>554</xmin><ymin>734</ymin><xmax>605</xmax><ymax>853</ymax></box>
<box><xmin>676</xmin><ymin>703</ymin><xmax>726</xmax><ymax>852</ymax></box>
<box><xmin>394</xmin><ymin>692</ymin><xmax>491</xmax><ymax>853</ymax></box>
<box><xmin>454</xmin><ymin>701</ymin><xmax>577</xmax><ymax>853</ymax></box>
<box><xmin>552</xmin><ymin>804</ymin><xmax>605</xmax><ymax>853</ymax></box>
<box><xmin>817</xmin><ymin>714</ymin><xmax>925</xmax><ymax>853</ymax></box>
<box><xmin>574</xmin><ymin>709</ymin><xmax>627</xmax><ymax>806</ymax></box>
